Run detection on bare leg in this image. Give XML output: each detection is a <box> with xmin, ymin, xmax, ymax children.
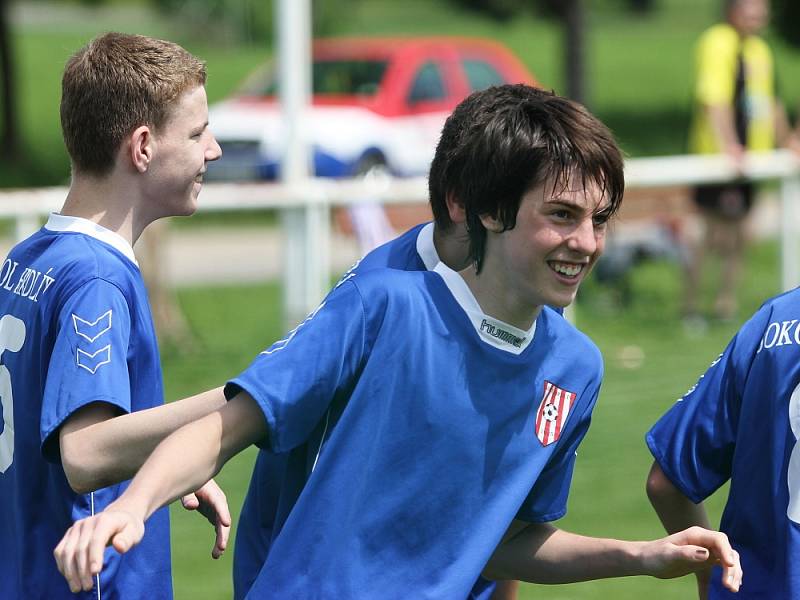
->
<box><xmin>711</xmin><ymin>214</ymin><xmax>745</xmax><ymax>321</ymax></box>
<box><xmin>138</xmin><ymin>219</ymin><xmax>194</xmax><ymax>347</ymax></box>
<box><xmin>681</xmin><ymin>214</ymin><xmax>707</xmax><ymax>318</ymax></box>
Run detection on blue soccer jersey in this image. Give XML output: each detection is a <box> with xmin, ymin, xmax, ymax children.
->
<box><xmin>232</xmin><ymin>222</ymin><xmax>437</xmax><ymax>597</ymax></box>
<box><xmin>227</xmin><ymin>261</ymin><xmax>602</xmax><ymax>598</ymax></box>
<box><xmin>647</xmin><ymin>288</ymin><xmax>800</xmax><ymax>599</ymax></box>
<box><xmin>0</xmin><ymin>214</ymin><xmax>172</xmax><ymax>599</ymax></box>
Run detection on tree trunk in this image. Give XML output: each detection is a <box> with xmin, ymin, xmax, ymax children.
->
<box><xmin>0</xmin><ymin>0</ymin><xmax>19</xmax><ymax>161</ymax></box>
<box><xmin>564</xmin><ymin>0</ymin><xmax>587</xmax><ymax>106</ymax></box>
<box><xmin>628</xmin><ymin>0</ymin><xmax>655</xmax><ymax>13</ymax></box>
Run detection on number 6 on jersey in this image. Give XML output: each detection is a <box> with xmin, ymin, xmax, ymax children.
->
<box><xmin>0</xmin><ymin>314</ymin><xmax>26</xmax><ymax>473</ymax></box>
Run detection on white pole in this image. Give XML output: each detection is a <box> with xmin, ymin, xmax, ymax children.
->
<box><xmin>781</xmin><ymin>173</ymin><xmax>800</xmax><ymax>292</ymax></box>
<box><xmin>277</xmin><ymin>0</ymin><xmax>330</xmax><ymax>327</ymax></box>
<box><xmin>15</xmin><ymin>214</ymin><xmax>39</xmax><ymax>242</ymax></box>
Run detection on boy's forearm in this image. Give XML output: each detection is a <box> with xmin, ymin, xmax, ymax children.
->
<box><xmin>107</xmin><ymin>391</ymin><xmax>266</xmax><ymax>522</ymax></box>
<box><xmin>705</xmin><ymin>104</ymin><xmax>744</xmax><ymax>158</ymax></box>
<box><xmin>485</xmin><ymin>522</ymin><xmax>646</xmax><ymax>584</ymax></box>
<box><xmin>60</xmin><ymin>387</ymin><xmax>227</xmax><ymax>493</ymax></box>
<box><xmin>111</xmin><ymin>411</ymin><xmax>228</xmax><ymax>522</ymax></box>
<box><xmin>485</xmin><ymin>512</ymin><xmax>738</xmax><ymax>590</ymax></box>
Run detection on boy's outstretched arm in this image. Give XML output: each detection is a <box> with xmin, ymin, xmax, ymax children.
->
<box><xmin>54</xmin><ymin>390</ymin><xmax>266</xmax><ymax>593</ymax></box>
<box><xmin>58</xmin><ymin>387</ymin><xmax>227</xmax><ymax>493</ymax></box>
<box><xmin>59</xmin><ymin>387</ymin><xmax>233</xmax><ymax>563</ymax></box>
<box><xmin>646</xmin><ymin>460</ymin><xmax>716</xmax><ymax>599</ymax></box>
<box><xmin>483</xmin><ymin>519</ymin><xmax>740</xmax><ymax>593</ymax></box>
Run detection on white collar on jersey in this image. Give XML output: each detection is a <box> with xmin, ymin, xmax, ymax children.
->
<box><xmin>44</xmin><ymin>213</ymin><xmax>138</xmax><ymax>266</ymax></box>
<box><xmin>415</xmin><ymin>222</ymin><xmax>440</xmax><ymax>271</ymax></box>
<box><xmin>433</xmin><ymin>261</ymin><xmax>536</xmax><ymax>355</ymax></box>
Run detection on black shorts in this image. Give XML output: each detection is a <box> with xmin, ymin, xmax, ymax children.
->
<box><xmin>693</xmin><ymin>183</ymin><xmax>754</xmax><ymax>220</ymax></box>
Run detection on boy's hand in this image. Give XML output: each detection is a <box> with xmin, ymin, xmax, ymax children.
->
<box><xmin>640</xmin><ymin>526</ymin><xmax>741</xmax><ymax>593</ymax></box>
<box><xmin>180</xmin><ymin>478</ymin><xmax>231</xmax><ymax>558</ymax></box>
<box><xmin>54</xmin><ymin>508</ymin><xmax>144</xmax><ymax>593</ymax></box>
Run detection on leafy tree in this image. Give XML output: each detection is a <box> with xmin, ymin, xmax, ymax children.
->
<box><xmin>454</xmin><ymin>0</ymin><xmax>526</xmax><ymax>20</ymax></box>
<box><xmin>149</xmin><ymin>0</ymin><xmax>342</xmax><ymax>45</ymax></box>
<box><xmin>773</xmin><ymin>0</ymin><xmax>800</xmax><ymax>48</ymax></box>
<box><xmin>448</xmin><ymin>0</ymin><xmax>590</xmax><ymax>104</ymax></box>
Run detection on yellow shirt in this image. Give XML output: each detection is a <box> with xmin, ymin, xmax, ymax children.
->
<box><xmin>689</xmin><ymin>23</ymin><xmax>776</xmax><ymax>154</ymax></box>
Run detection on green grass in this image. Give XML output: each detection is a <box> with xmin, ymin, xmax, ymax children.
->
<box><xmin>161</xmin><ymin>283</ymin><xmax>282</xmax><ymax>598</ymax></box>
<box><xmin>162</xmin><ymin>240</ymin><xmax>780</xmax><ymax>598</ymax></box>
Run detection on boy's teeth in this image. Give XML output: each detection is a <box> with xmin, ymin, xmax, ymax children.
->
<box><xmin>552</xmin><ymin>262</ymin><xmax>582</xmax><ymax>277</ymax></box>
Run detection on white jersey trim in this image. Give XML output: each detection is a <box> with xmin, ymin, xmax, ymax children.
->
<box><xmin>415</xmin><ymin>222</ymin><xmax>440</xmax><ymax>271</ymax></box>
<box><xmin>45</xmin><ymin>213</ymin><xmax>138</xmax><ymax>267</ymax></box>
<box><xmin>433</xmin><ymin>261</ymin><xmax>536</xmax><ymax>355</ymax></box>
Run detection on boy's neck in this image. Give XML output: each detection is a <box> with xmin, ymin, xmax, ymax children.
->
<box><xmin>432</xmin><ymin>224</ymin><xmax>470</xmax><ymax>272</ymax></box>
<box><xmin>61</xmin><ymin>171</ymin><xmax>146</xmax><ymax>246</ymax></box>
<box><xmin>458</xmin><ymin>263</ymin><xmax>542</xmax><ymax>331</ymax></box>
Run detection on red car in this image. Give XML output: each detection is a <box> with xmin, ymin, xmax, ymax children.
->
<box><xmin>207</xmin><ymin>36</ymin><xmax>538</xmax><ymax>181</ymax></box>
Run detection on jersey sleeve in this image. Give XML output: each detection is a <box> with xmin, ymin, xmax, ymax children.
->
<box><xmin>40</xmin><ymin>278</ymin><xmax>133</xmax><ymax>461</ymax></box>
<box><xmin>516</xmin><ymin>381</ymin><xmax>600</xmax><ymax>523</ymax></box>
<box><xmin>225</xmin><ymin>280</ymin><xmax>369</xmax><ymax>454</ymax></box>
<box><xmin>646</xmin><ymin>310</ymin><xmax>765</xmax><ymax>503</ymax></box>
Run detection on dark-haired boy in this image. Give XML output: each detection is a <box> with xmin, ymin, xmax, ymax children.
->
<box><xmin>55</xmin><ymin>85</ymin><xmax>741</xmax><ymax>597</ymax></box>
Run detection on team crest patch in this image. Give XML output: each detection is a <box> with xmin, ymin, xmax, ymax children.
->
<box><xmin>534</xmin><ymin>381</ymin><xmax>577</xmax><ymax>446</ymax></box>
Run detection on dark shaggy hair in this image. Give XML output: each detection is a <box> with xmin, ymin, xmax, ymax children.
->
<box><xmin>428</xmin><ymin>84</ymin><xmax>624</xmax><ymax>271</ymax></box>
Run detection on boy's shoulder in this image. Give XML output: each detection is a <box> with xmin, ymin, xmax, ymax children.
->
<box><xmin>3</xmin><ymin>227</ymin><xmax>142</xmax><ymax>303</ymax></box>
<box><xmin>353</xmin><ymin>222</ymin><xmax>431</xmax><ymax>274</ymax></box>
<box><xmin>342</xmin><ymin>266</ymin><xmax>438</xmax><ymax>299</ymax></box>
<box><xmin>538</xmin><ymin>306</ymin><xmax>603</xmax><ymax>368</ymax></box>
<box><xmin>736</xmin><ymin>287</ymin><xmax>800</xmax><ymax>349</ymax></box>
<box><xmin>760</xmin><ymin>287</ymin><xmax>800</xmax><ymax>313</ymax></box>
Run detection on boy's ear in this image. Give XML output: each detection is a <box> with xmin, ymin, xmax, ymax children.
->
<box><xmin>479</xmin><ymin>213</ymin><xmax>504</xmax><ymax>233</ymax></box>
<box><xmin>445</xmin><ymin>191</ymin><xmax>466</xmax><ymax>224</ymax></box>
<box><xmin>129</xmin><ymin>125</ymin><xmax>154</xmax><ymax>173</ymax></box>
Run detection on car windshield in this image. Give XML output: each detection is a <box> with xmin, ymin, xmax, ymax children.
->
<box><xmin>240</xmin><ymin>59</ymin><xmax>389</xmax><ymax>97</ymax></box>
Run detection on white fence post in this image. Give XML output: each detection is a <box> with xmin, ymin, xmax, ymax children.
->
<box><xmin>781</xmin><ymin>173</ymin><xmax>800</xmax><ymax>292</ymax></box>
<box><xmin>281</xmin><ymin>200</ymin><xmax>330</xmax><ymax>326</ymax></box>
<box><xmin>277</xmin><ymin>0</ymin><xmax>330</xmax><ymax>327</ymax></box>
<box><xmin>15</xmin><ymin>214</ymin><xmax>39</xmax><ymax>242</ymax></box>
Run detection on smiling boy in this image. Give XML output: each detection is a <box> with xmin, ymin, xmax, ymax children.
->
<box><xmin>55</xmin><ymin>85</ymin><xmax>741</xmax><ymax>598</ymax></box>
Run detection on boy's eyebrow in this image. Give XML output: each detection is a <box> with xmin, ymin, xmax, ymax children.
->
<box><xmin>545</xmin><ymin>196</ymin><xmax>595</xmax><ymax>212</ymax></box>
<box><xmin>546</xmin><ymin>196</ymin><xmax>613</xmax><ymax>217</ymax></box>
<box><xmin>191</xmin><ymin>121</ymin><xmax>209</xmax><ymax>135</ymax></box>
<box><xmin>545</xmin><ymin>196</ymin><xmax>582</xmax><ymax>207</ymax></box>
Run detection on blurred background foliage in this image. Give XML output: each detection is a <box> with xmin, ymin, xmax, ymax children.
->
<box><xmin>1</xmin><ymin>0</ymin><xmax>799</xmax><ymax>189</ymax></box>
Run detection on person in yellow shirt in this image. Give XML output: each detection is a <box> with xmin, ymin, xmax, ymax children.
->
<box><xmin>683</xmin><ymin>0</ymin><xmax>794</xmax><ymax>322</ymax></box>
